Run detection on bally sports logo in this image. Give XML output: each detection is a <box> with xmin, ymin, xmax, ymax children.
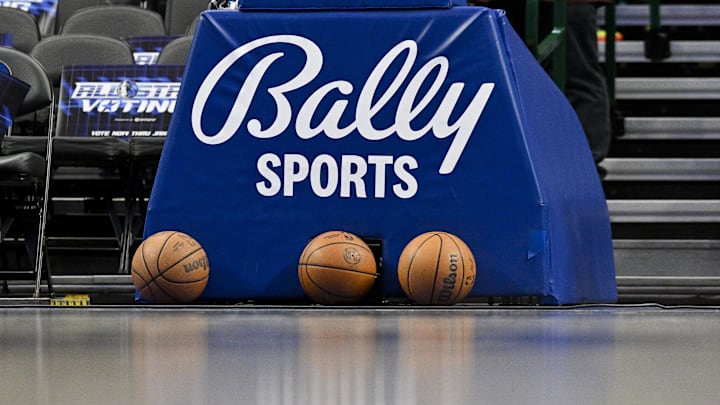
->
<box><xmin>192</xmin><ymin>35</ymin><xmax>494</xmax><ymax>199</ymax></box>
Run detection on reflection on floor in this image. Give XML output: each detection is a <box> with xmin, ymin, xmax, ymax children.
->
<box><xmin>0</xmin><ymin>305</ymin><xmax>719</xmax><ymax>404</ymax></box>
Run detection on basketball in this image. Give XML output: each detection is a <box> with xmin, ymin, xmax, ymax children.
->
<box><xmin>298</xmin><ymin>231</ymin><xmax>378</xmax><ymax>305</ymax></box>
<box><xmin>131</xmin><ymin>231</ymin><xmax>210</xmax><ymax>304</ymax></box>
<box><xmin>397</xmin><ymin>231</ymin><xmax>476</xmax><ymax>305</ymax></box>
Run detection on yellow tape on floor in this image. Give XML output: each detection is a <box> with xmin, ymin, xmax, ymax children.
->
<box><xmin>50</xmin><ymin>294</ymin><xmax>90</xmax><ymax>307</ymax></box>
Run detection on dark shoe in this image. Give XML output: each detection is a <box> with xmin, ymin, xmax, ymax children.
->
<box><xmin>596</xmin><ymin>165</ymin><xmax>607</xmax><ymax>180</ymax></box>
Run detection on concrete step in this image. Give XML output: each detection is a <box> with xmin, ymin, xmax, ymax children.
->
<box><xmin>599</xmin><ymin>5</ymin><xmax>720</xmax><ymax>26</ymax></box>
<box><xmin>600</xmin><ymin>40</ymin><xmax>720</xmax><ymax>63</ymax></box>
<box><xmin>619</xmin><ymin>117</ymin><xmax>720</xmax><ymax>140</ymax></box>
<box><xmin>607</xmin><ymin>200</ymin><xmax>720</xmax><ymax>223</ymax></box>
<box><xmin>616</xmin><ymin>77</ymin><xmax>720</xmax><ymax>100</ymax></box>
<box><xmin>614</xmin><ymin>239</ymin><xmax>720</xmax><ymax>279</ymax></box>
<box><xmin>600</xmin><ymin>158</ymin><xmax>720</xmax><ymax>181</ymax></box>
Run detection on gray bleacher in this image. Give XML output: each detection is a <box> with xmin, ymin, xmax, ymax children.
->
<box><xmin>598</xmin><ymin>3</ymin><xmax>720</xmax><ymax>303</ymax></box>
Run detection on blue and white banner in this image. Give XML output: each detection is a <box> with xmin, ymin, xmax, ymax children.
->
<box><xmin>145</xmin><ymin>6</ymin><xmax>616</xmax><ymax>304</ymax></box>
<box><xmin>0</xmin><ymin>70</ymin><xmax>30</xmax><ymax>136</ymax></box>
<box><xmin>0</xmin><ymin>33</ymin><xmax>12</xmax><ymax>47</ymax></box>
<box><xmin>57</xmin><ymin>65</ymin><xmax>184</xmax><ymax>138</ymax></box>
<box><xmin>125</xmin><ymin>35</ymin><xmax>182</xmax><ymax>65</ymax></box>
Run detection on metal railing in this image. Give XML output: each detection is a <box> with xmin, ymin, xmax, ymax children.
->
<box><xmin>524</xmin><ymin>0</ymin><xmax>567</xmax><ymax>90</ymax></box>
<box><xmin>603</xmin><ymin>0</ymin><xmax>667</xmax><ymax>111</ymax></box>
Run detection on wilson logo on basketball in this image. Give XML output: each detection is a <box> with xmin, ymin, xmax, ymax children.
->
<box><xmin>438</xmin><ymin>254</ymin><xmax>459</xmax><ymax>303</ymax></box>
<box><xmin>183</xmin><ymin>256</ymin><xmax>209</xmax><ymax>273</ymax></box>
<box><xmin>191</xmin><ymin>35</ymin><xmax>494</xmax><ymax>200</ymax></box>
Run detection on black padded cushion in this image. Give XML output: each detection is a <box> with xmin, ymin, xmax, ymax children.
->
<box><xmin>54</xmin><ymin>137</ymin><xmax>131</xmax><ymax>166</ymax></box>
<box><xmin>1</xmin><ymin>136</ymin><xmax>47</xmax><ymax>156</ymax></box>
<box><xmin>130</xmin><ymin>137</ymin><xmax>165</xmax><ymax>163</ymax></box>
<box><xmin>0</xmin><ymin>152</ymin><xmax>45</xmax><ymax>179</ymax></box>
<box><xmin>2</xmin><ymin>136</ymin><xmax>131</xmax><ymax>166</ymax></box>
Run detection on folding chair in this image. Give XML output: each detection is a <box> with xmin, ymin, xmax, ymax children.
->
<box><xmin>60</xmin><ymin>5</ymin><xmax>167</xmax><ymax>37</ymax></box>
<box><xmin>156</xmin><ymin>34</ymin><xmax>193</xmax><ymax>65</ymax></box>
<box><xmin>164</xmin><ymin>0</ymin><xmax>208</xmax><ymax>35</ymax></box>
<box><xmin>0</xmin><ymin>52</ymin><xmax>54</xmax><ymax>298</ymax></box>
<box><xmin>0</xmin><ymin>7</ymin><xmax>42</xmax><ymax>54</ymax></box>
<box><xmin>54</xmin><ymin>0</ymin><xmax>143</xmax><ymax>35</ymax></box>
<box><xmin>29</xmin><ymin>34</ymin><xmax>136</xmax><ymax>274</ymax></box>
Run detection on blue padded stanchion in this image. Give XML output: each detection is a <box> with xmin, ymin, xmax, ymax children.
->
<box><xmin>144</xmin><ymin>0</ymin><xmax>616</xmax><ymax>304</ymax></box>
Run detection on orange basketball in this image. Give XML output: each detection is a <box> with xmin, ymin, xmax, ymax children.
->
<box><xmin>131</xmin><ymin>231</ymin><xmax>210</xmax><ymax>304</ymax></box>
<box><xmin>397</xmin><ymin>231</ymin><xmax>476</xmax><ymax>305</ymax></box>
<box><xmin>298</xmin><ymin>231</ymin><xmax>378</xmax><ymax>305</ymax></box>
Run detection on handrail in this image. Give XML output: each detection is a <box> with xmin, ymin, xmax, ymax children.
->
<box><xmin>604</xmin><ymin>0</ymin><xmax>667</xmax><ymax>132</ymax></box>
<box><xmin>650</xmin><ymin>0</ymin><xmax>661</xmax><ymax>31</ymax></box>
<box><xmin>524</xmin><ymin>0</ymin><xmax>567</xmax><ymax>90</ymax></box>
<box><xmin>605</xmin><ymin>2</ymin><xmax>617</xmax><ymax>113</ymax></box>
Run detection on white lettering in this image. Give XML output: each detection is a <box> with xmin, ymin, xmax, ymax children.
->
<box><xmin>71</xmin><ymin>82</ymin><xmax>181</xmax><ymax>100</ymax></box>
<box><xmin>393</xmin><ymin>155</ymin><xmax>418</xmax><ymax>199</ymax></box>
<box><xmin>256</xmin><ymin>153</ymin><xmax>282</xmax><ymax>196</ymax></box>
<box><xmin>255</xmin><ymin>153</ymin><xmax>418</xmax><ymax>199</ymax></box>
<box><xmin>192</xmin><ymin>36</ymin><xmax>494</xmax><ymax>175</ymax></box>
<box><xmin>367</xmin><ymin>155</ymin><xmax>393</xmax><ymax>198</ymax></box>
<box><xmin>309</xmin><ymin>154</ymin><xmax>338</xmax><ymax>197</ymax></box>
<box><xmin>340</xmin><ymin>155</ymin><xmax>367</xmax><ymax>198</ymax></box>
<box><xmin>192</xmin><ymin>35</ymin><xmax>322</xmax><ymax>145</ymax></box>
<box><xmin>283</xmin><ymin>154</ymin><xmax>309</xmax><ymax>197</ymax></box>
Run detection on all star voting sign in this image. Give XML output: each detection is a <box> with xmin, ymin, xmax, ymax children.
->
<box><xmin>57</xmin><ymin>65</ymin><xmax>184</xmax><ymax>138</ymax></box>
<box><xmin>144</xmin><ymin>1</ymin><xmax>617</xmax><ymax>304</ymax></box>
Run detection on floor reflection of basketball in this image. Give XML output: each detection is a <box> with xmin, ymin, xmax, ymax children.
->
<box><xmin>397</xmin><ymin>231</ymin><xmax>476</xmax><ymax>305</ymax></box>
<box><xmin>298</xmin><ymin>231</ymin><xmax>378</xmax><ymax>305</ymax></box>
<box><xmin>131</xmin><ymin>231</ymin><xmax>210</xmax><ymax>304</ymax></box>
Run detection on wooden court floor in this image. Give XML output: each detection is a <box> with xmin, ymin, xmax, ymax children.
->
<box><xmin>1</xmin><ymin>305</ymin><xmax>719</xmax><ymax>404</ymax></box>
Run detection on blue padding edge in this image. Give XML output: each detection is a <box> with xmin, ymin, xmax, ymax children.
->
<box><xmin>239</xmin><ymin>0</ymin><xmax>465</xmax><ymax>10</ymax></box>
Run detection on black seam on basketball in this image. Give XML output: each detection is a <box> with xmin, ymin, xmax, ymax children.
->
<box><xmin>139</xmin><ymin>283</ymin><xmax>155</xmax><ymax>302</ymax></box>
<box><xmin>139</xmin><ymin>241</ymin><xmax>152</xmax><ymax>288</ymax></box>
<box><xmin>141</xmin><ymin>275</ymin><xmax>157</xmax><ymax>302</ymax></box>
<box><xmin>298</xmin><ymin>263</ymin><xmax>375</xmax><ymax>276</ymax></box>
<box><xmin>142</xmin><ymin>232</ymin><xmax>192</xmax><ymax>303</ymax></box>
<box><xmin>305</xmin><ymin>241</ymin><xmax>373</xmax><ymax>261</ymax></box>
<box><xmin>430</xmin><ymin>234</ymin><xmax>443</xmax><ymax>303</ymax></box>
<box><xmin>406</xmin><ymin>233</ymin><xmax>439</xmax><ymax>301</ymax></box>
<box><xmin>444</xmin><ymin>234</ymin><xmax>463</xmax><ymax>304</ymax></box>
<box><xmin>158</xmin><ymin>248</ymin><xmax>203</xmax><ymax>279</ymax></box>
<box><xmin>156</xmin><ymin>246</ymin><xmax>202</xmax><ymax>284</ymax></box>
<box><xmin>137</xmin><ymin>232</ymin><xmax>183</xmax><ymax>302</ymax></box>
<box><xmin>132</xmin><ymin>257</ymin><xmax>152</xmax><ymax>289</ymax></box>
<box><xmin>138</xmin><ymin>241</ymin><xmax>155</xmax><ymax>296</ymax></box>
<box><xmin>153</xmin><ymin>258</ymin><xmax>208</xmax><ymax>303</ymax></box>
<box><xmin>304</xmin><ymin>267</ymin><xmax>372</xmax><ymax>299</ymax></box>
<box><xmin>299</xmin><ymin>263</ymin><xmax>310</xmax><ymax>292</ymax></box>
<box><xmin>148</xmin><ymin>275</ymin><xmax>183</xmax><ymax>303</ymax></box>
<box><xmin>156</xmin><ymin>232</ymin><xmax>177</xmax><ymax>279</ymax></box>
<box><xmin>158</xmin><ymin>274</ymin><xmax>209</xmax><ymax>285</ymax></box>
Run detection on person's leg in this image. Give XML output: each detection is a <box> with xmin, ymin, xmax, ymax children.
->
<box><xmin>564</xmin><ymin>4</ymin><xmax>612</xmax><ymax>163</ymax></box>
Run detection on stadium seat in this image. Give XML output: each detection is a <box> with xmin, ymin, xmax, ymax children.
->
<box><xmin>59</xmin><ymin>5</ymin><xmax>166</xmax><ymax>38</ymax></box>
<box><xmin>164</xmin><ymin>0</ymin><xmax>208</xmax><ymax>35</ymax></box>
<box><xmin>186</xmin><ymin>14</ymin><xmax>200</xmax><ymax>35</ymax></box>
<box><xmin>29</xmin><ymin>34</ymin><xmax>137</xmax><ymax>274</ymax></box>
<box><xmin>123</xmin><ymin>35</ymin><xmax>192</xmax><ymax>272</ymax></box>
<box><xmin>0</xmin><ymin>48</ymin><xmax>55</xmax><ymax>297</ymax></box>
<box><xmin>54</xmin><ymin>0</ymin><xmax>143</xmax><ymax>35</ymax></box>
<box><xmin>156</xmin><ymin>34</ymin><xmax>193</xmax><ymax>64</ymax></box>
<box><xmin>0</xmin><ymin>7</ymin><xmax>42</xmax><ymax>54</ymax></box>
<box><xmin>30</xmin><ymin>34</ymin><xmax>136</xmax><ymax>86</ymax></box>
